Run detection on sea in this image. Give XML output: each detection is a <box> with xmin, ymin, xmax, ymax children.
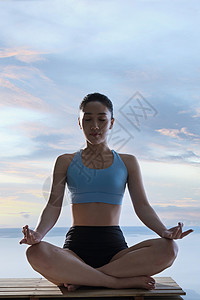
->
<box><xmin>0</xmin><ymin>226</ymin><xmax>199</xmax><ymax>300</ymax></box>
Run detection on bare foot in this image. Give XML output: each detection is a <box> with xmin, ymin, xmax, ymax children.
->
<box><xmin>115</xmin><ymin>276</ymin><xmax>155</xmax><ymax>290</ymax></box>
<box><xmin>64</xmin><ymin>283</ymin><xmax>81</xmax><ymax>292</ymax></box>
<box><xmin>62</xmin><ymin>277</ymin><xmax>155</xmax><ymax>291</ymax></box>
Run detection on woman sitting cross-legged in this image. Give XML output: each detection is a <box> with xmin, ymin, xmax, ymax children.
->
<box><xmin>20</xmin><ymin>93</ymin><xmax>193</xmax><ymax>292</ymax></box>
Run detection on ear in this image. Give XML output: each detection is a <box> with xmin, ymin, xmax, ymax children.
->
<box><xmin>78</xmin><ymin>117</ymin><xmax>82</xmax><ymax>129</ymax></box>
<box><xmin>109</xmin><ymin>118</ymin><xmax>115</xmax><ymax>129</ymax></box>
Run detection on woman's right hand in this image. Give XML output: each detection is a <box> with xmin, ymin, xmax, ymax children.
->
<box><xmin>19</xmin><ymin>225</ymin><xmax>43</xmax><ymax>245</ymax></box>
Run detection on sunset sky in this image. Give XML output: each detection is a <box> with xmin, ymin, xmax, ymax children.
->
<box><xmin>0</xmin><ymin>0</ymin><xmax>200</xmax><ymax>229</ymax></box>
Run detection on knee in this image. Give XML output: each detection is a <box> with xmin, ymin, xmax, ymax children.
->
<box><xmin>26</xmin><ymin>242</ymin><xmax>40</xmax><ymax>264</ymax></box>
<box><xmin>155</xmin><ymin>238</ymin><xmax>178</xmax><ymax>268</ymax></box>
<box><xmin>26</xmin><ymin>242</ymin><xmax>50</xmax><ymax>270</ymax></box>
<box><xmin>165</xmin><ymin>238</ymin><xmax>178</xmax><ymax>257</ymax></box>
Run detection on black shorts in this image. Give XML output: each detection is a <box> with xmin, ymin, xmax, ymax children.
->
<box><xmin>63</xmin><ymin>226</ymin><xmax>128</xmax><ymax>268</ymax></box>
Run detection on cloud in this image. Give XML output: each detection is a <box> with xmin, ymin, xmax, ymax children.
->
<box><xmin>0</xmin><ymin>52</ymin><xmax>78</xmax><ymax>121</ymax></box>
<box><xmin>0</xmin><ymin>0</ymin><xmax>200</xmax><ymax>228</ymax></box>
<box><xmin>0</xmin><ymin>47</ymin><xmax>47</xmax><ymax>63</ymax></box>
<box><xmin>165</xmin><ymin>150</ymin><xmax>199</xmax><ymax>165</ymax></box>
<box><xmin>1</xmin><ymin>64</ymin><xmax>50</xmax><ymax>82</ymax></box>
<box><xmin>156</xmin><ymin>128</ymin><xmax>180</xmax><ymax>139</ymax></box>
<box><xmin>20</xmin><ymin>212</ymin><xmax>31</xmax><ymax>219</ymax></box>
<box><xmin>156</xmin><ymin>127</ymin><xmax>200</xmax><ymax>140</ymax></box>
<box><xmin>0</xmin><ymin>49</ymin><xmax>66</xmax><ymax>124</ymax></box>
<box><xmin>0</xmin><ymin>77</ymin><xmax>48</xmax><ymax>111</ymax></box>
<box><xmin>193</xmin><ymin>107</ymin><xmax>200</xmax><ymax>118</ymax></box>
<box><xmin>153</xmin><ymin>205</ymin><xmax>200</xmax><ymax>226</ymax></box>
<box><xmin>0</xmin><ymin>160</ymin><xmax>51</xmax><ymax>184</ymax></box>
<box><xmin>0</xmin><ymin>196</ymin><xmax>43</xmax><ymax>228</ymax></box>
<box><xmin>1</xmin><ymin>0</ymin><xmax>199</xmax><ymax>65</ymax></box>
<box><xmin>14</xmin><ymin>121</ymin><xmax>75</xmax><ymax>139</ymax></box>
<box><xmin>1</xmin><ymin>211</ymin><xmax>31</xmax><ymax>219</ymax></box>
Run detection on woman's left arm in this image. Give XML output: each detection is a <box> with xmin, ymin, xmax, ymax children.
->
<box><xmin>127</xmin><ymin>155</ymin><xmax>193</xmax><ymax>239</ymax></box>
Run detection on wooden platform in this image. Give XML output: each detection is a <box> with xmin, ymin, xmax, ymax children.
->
<box><xmin>0</xmin><ymin>277</ymin><xmax>185</xmax><ymax>300</ymax></box>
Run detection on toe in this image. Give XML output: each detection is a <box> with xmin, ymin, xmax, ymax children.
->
<box><xmin>148</xmin><ymin>280</ymin><xmax>155</xmax><ymax>290</ymax></box>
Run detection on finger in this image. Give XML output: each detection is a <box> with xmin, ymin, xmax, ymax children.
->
<box><xmin>26</xmin><ymin>228</ymin><xmax>34</xmax><ymax>243</ymax></box>
<box><xmin>22</xmin><ymin>225</ymin><xmax>26</xmax><ymax>234</ymax></box>
<box><xmin>22</xmin><ymin>227</ymin><xmax>28</xmax><ymax>242</ymax></box>
<box><xmin>171</xmin><ymin>226</ymin><xmax>180</xmax><ymax>239</ymax></box>
<box><xmin>29</xmin><ymin>231</ymin><xmax>34</xmax><ymax>243</ymax></box>
<box><xmin>22</xmin><ymin>225</ymin><xmax>28</xmax><ymax>236</ymax></box>
<box><xmin>178</xmin><ymin>222</ymin><xmax>183</xmax><ymax>229</ymax></box>
<box><xmin>181</xmin><ymin>229</ymin><xmax>194</xmax><ymax>239</ymax></box>
<box><xmin>175</xmin><ymin>223</ymin><xmax>183</xmax><ymax>239</ymax></box>
<box><xmin>178</xmin><ymin>222</ymin><xmax>184</xmax><ymax>227</ymax></box>
<box><xmin>26</xmin><ymin>226</ymin><xmax>30</xmax><ymax>239</ymax></box>
<box><xmin>174</xmin><ymin>222</ymin><xmax>183</xmax><ymax>238</ymax></box>
<box><xmin>19</xmin><ymin>238</ymin><xmax>27</xmax><ymax>244</ymax></box>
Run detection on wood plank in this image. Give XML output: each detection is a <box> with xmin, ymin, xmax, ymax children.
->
<box><xmin>0</xmin><ymin>277</ymin><xmax>186</xmax><ymax>298</ymax></box>
<box><xmin>0</xmin><ymin>290</ymin><xmax>185</xmax><ymax>297</ymax></box>
<box><xmin>6</xmin><ymin>287</ymin><xmax>182</xmax><ymax>294</ymax></box>
<box><xmin>0</xmin><ymin>296</ymin><xmax>185</xmax><ymax>300</ymax></box>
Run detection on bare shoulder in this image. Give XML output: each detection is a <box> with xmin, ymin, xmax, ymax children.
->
<box><xmin>118</xmin><ymin>152</ymin><xmax>137</xmax><ymax>165</ymax></box>
<box><xmin>57</xmin><ymin>152</ymin><xmax>76</xmax><ymax>161</ymax></box>
<box><xmin>54</xmin><ymin>152</ymin><xmax>77</xmax><ymax>173</ymax></box>
<box><xmin>117</xmin><ymin>152</ymin><xmax>139</xmax><ymax>175</ymax></box>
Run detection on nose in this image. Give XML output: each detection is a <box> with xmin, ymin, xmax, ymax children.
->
<box><xmin>91</xmin><ymin>126</ymin><xmax>99</xmax><ymax>130</ymax></box>
<box><xmin>90</xmin><ymin>121</ymin><xmax>99</xmax><ymax>130</ymax></box>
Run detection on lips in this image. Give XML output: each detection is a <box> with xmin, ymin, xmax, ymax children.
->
<box><xmin>90</xmin><ymin>133</ymin><xmax>100</xmax><ymax>136</ymax></box>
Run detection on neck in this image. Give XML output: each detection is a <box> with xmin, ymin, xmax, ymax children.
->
<box><xmin>84</xmin><ymin>143</ymin><xmax>111</xmax><ymax>154</ymax></box>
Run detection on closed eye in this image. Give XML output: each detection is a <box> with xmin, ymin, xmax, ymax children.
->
<box><xmin>85</xmin><ymin>119</ymin><xmax>105</xmax><ymax>121</ymax></box>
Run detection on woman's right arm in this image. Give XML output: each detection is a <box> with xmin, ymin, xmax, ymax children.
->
<box><xmin>20</xmin><ymin>154</ymin><xmax>69</xmax><ymax>245</ymax></box>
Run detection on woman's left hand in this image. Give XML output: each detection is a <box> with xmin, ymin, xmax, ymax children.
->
<box><xmin>162</xmin><ymin>222</ymin><xmax>194</xmax><ymax>239</ymax></box>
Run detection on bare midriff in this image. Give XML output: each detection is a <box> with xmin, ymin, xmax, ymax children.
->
<box><xmin>71</xmin><ymin>202</ymin><xmax>121</xmax><ymax>226</ymax></box>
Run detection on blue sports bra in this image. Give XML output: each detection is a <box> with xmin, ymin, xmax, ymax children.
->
<box><xmin>66</xmin><ymin>149</ymin><xmax>128</xmax><ymax>205</ymax></box>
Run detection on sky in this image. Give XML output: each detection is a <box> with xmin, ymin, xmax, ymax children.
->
<box><xmin>0</xmin><ymin>0</ymin><xmax>200</xmax><ymax>229</ymax></box>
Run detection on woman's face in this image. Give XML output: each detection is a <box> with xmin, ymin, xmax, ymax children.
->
<box><xmin>78</xmin><ymin>101</ymin><xmax>114</xmax><ymax>145</ymax></box>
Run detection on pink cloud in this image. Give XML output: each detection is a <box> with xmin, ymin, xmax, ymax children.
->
<box><xmin>0</xmin><ymin>47</ymin><xmax>47</xmax><ymax>63</ymax></box>
<box><xmin>0</xmin><ymin>77</ymin><xmax>47</xmax><ymax>110</ymax></box>
<box><xmin>0</xmin><ymin>62</ymin><xmax>54</xmax><ymax>111</ymax></box>
<box><xmin>1</xmin><ymin>65</ymin><xmax>51</xmax><ymax>82</ymax></box>
<box><xmin>156</xmin><ymin>128</ymin><xmax>180</xmax><ymax>139</ymax></box>
<box><xmin>156</xmin><ymin>127</ymin><xmax>199</xmax><ymax>140</ymax></box>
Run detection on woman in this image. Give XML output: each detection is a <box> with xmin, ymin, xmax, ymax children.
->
<box><xmin>20</xmin><ymin>93</ymin><xmax>193</xmax><ymax>292</ymax></box>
